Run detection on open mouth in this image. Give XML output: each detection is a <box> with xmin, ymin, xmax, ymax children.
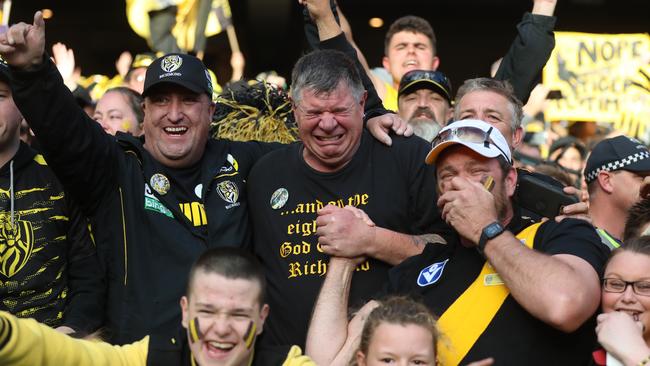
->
<box><xmin>204</xmin><ymin>340</ymin><xmax>235</xmax><ymax>358</ymax></box>
<box><xmin>164</xmin><ymin>126</ymin><xmax>188</xmax><ymax>136</ymax></box>
<box><xmin>315</xmin><ymin>135</ymin><xmax>343</xmax><ymax>142</ymax></box>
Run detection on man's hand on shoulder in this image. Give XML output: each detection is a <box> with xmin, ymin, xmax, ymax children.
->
<box><xmin>367</xmin><ymin>113</ymin><xmax>413</xmax><ymax>146</ymax></box>
<box><xmin>0</xmin><ymin>11</ymin><xmax>46</xmax><ymax>70</ymax></box>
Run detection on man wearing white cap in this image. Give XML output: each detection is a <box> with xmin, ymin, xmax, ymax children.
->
<box><xmin>308</xmin><ymin>120</ymin><xmax>610</xmax><ymax>365</ymax></box>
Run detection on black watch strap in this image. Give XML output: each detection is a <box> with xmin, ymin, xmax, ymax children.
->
<box><xmin>478</xmin><ymin>222</ymin><xmax>505</xmax><ymax>254</ymax></box>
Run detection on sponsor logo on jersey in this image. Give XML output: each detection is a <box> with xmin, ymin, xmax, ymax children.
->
<box><xmin>417</xmin><ymin>259</ymin><xmax>449</xmax><ymax>287</ymax></box>
<box><xmin>144</xmin><ymin>184</ymin><xmax>173</xmax><ymax>218</ymax></box>
<box><xmin>0</xmin><ymin>213</ymin><xmax>35</xmax><ymax>278</ymax></box>
<box><xmin>179</xmin><ymin>201</ymin><xmax>207</xmax><ymax>226</ymax></box>
<box><xmin>216</xmin><ymin>154</ymin><xmax>240</xmax><ymax>178</ymax></box>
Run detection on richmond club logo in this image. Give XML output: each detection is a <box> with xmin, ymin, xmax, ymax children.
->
<box><xmin>216</xmin><ymin>181</ymin><xmax>239</xmax><ymax>204</ymax></box>
<box><xmin>0</xmin><ymin>213</ymin><xmax>35</xmax><ymax>278</ymax></box>
<box><xmin>161</xmin><ymin>55</ymin><xmax>183</xmax><ymax>73</ymax></box>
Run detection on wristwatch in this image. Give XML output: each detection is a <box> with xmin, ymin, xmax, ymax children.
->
<box><xmin>478</xmin><ymin>222</ymin><xmax>505</xmax><ymax>254</ymax></box>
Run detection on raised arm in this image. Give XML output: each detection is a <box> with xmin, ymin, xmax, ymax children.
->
<box><xmin>300</xmin><ymin>0</ymin><xmax>387</xmax><ymax>102</ymax></box>
<box><xmin>494</xmin><ymin>0</ymin><xmax>557</xmax><ymax>104</ymax></box>
<box><xmin>305</xmin><ymin>257</ymin><xmax>378</xmax><ymax>366</ymax></box>
<box><xmin>305</xmin><ymin>257</ymin><xmax>356</xmax><ymax>365</ymax></box>
<box><xmin>0</xmin><ymin>12</ymin><xmax>120</xmax><ymax>215</ymax></box>
<box><xmin>300</xmin><ymin>0</ymin><xmax>411</xmax><ymax>145</ymax></box>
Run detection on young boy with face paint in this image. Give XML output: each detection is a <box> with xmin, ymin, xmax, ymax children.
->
<box><xmin>0</xmin><ymin>248</ymin><xmax>316</xmax><ymax>366</ymax></box>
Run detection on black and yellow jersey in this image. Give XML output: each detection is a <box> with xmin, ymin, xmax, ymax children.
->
<box><xmin>387</xmin><ymin>213</ymin><xmax>610</xmax><ymax>365</ymax></box>
<box><xmin>0</xmin><ymin>142</ymin><xmax>103</xmax><ymax>334</ymax></box>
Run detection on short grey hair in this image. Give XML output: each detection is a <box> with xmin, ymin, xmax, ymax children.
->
<box><xmin>453</xmin><ymin>78</ymin><xmax>524</xmax><ymax>131</ymax></box>
<box><xmin>289</xmin><ymin>49</ymin><xmax>365</xmax><ymax>106</ymax></box>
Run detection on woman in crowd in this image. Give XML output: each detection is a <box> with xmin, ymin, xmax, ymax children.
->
<box><xmin>595</xmin><ymin>236</ymin><xmax>650</xmax><ymax>365</ymax></box>
<box><xmin>92</xmin><ymin>86</ymin><xmax>143</xmax><ymax>136</ymax></box>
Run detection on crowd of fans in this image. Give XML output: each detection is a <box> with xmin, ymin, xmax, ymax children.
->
<box><xmin>0</xmin><ymin>0</ymin><xmax>649</xmax><ymax>365</ymax></box>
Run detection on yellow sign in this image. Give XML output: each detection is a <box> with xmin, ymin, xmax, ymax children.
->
<box><xmin>543</xmin><ymin>32</ymin><xmax>650</xmax><ymax>138</ymax></box>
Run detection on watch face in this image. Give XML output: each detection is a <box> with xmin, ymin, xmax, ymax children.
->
<box><xmin>485</xmin><ymin>223</ymin><xmax>503</xmax><ymax>238</ymax></box>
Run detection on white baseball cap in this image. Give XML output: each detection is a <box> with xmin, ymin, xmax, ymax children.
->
<box><xmin>425</xmin><ymin>119</ymin><xmax>512</xmax><ymax>165</ymax></box>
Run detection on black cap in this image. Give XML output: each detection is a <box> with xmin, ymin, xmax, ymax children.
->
<box><xmin>142</xmin><ymin>53</ymin><xmax>213</xmax><ymax>97</ymax></box>
<box><xmin>398</xmin><ymin>69</ymin><xmax>452</xmax><ymax>103</ymax></box>
<box><xmin>584</xmin><ymin>135</ymin><xmax>650</xmax><ymax>184</ymax></box>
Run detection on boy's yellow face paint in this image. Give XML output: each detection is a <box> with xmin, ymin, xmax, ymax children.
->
<box><xmin>244</xmin><ymin>321</ymin><xmax>257</xmax><ymax>349</ymax></box>
<box><xmin>189</xmin><ymin>317</ymin><xmax>203</xmax><ymax>343</ymax></box>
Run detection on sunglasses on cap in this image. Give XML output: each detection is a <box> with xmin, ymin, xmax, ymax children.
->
<box><xmin>399</xmin><ymin>70</ymin><xmax>452</xmax><ymax>101</ymax></box>
<box><xmin>432</xmin><ymin>125</ymin><xmax>512</xmax><ymax>164</ymax></box>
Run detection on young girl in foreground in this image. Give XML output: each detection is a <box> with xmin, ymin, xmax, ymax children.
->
<box><xmin>353</xmin><ymin>297</ymin><xmax>493</xmax><ymax>366</ymax></box>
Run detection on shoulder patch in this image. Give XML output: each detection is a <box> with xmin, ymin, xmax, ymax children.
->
<box><xmin>417</xmin><ymin>259</ymin><xmax>449</xmax><ymax>287</ymax></box>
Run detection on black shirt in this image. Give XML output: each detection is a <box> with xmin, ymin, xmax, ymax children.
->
<box><xmin>248</xmin><ymin>132</ymin><xmax>446</xmax><ymax>348</ymax></box>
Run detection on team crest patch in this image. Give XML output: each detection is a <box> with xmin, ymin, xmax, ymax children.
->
<box><xmin>417</xmin><ymin>259</ymin><xmax>449</xmax><ymax>287</ymax></box>
<box><xmin>150</xmin><ymin>173</ymin><xmax>170</xmax><ymax>195</ymax></box>
<box><xmin>216</xmin><ymin>181</ymin><xmax>239</xmax><ymax>205</ymax></box>
<box><xmin>161</xmin><ymin>55</ymin><xmax>183</xmax><ymax>73</ymax></box>
<box><xmin>0</xmin><ymin>213</ymin><xmax>35</xmax><ymax>278</ymax></box>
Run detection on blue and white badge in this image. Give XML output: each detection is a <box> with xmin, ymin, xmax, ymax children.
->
<box><xmin>417</xmin><ymin>259</ymin><xmax>449</xmax><ymax>287</ymax></box>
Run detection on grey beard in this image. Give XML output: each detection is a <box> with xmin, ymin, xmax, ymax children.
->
<box><xmin>409</xmin><ymin>119</ymin><xmax>442</xmax><ymax>142</ymax></box>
